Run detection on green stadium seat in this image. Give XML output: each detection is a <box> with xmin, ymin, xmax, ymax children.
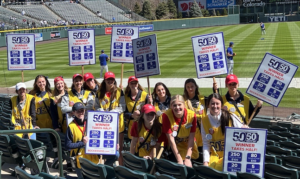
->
<box><xmin>0</xmin><ymin>134</ymin><xmax>23</xmax><ymax>166</ymax></box>
<box><xmin>154</xmin><ymin>172</ymin><xmax>176</xmax><ymax>179</ymax></box>
<box><xmin>79</xmin><ymin>157</ymin><xmax>115</xmax><ymax>179</ymax></box>
<box><xmin>154</xmin><ymin>158</ymin><xmax>195</xmax><ymax>179</ymax></box>
<box><xmin>193</xmin><ymin>164</ymin><xmax>231</xmax><ymax>179</ymax></box>
<box><xmin>266</xmin><ymin>145</ymin><xmax>295</xmax><ymax>156</ymax></box>
<box><xmin>277</xmin><ymin>121</ymin><xmax>293</xmax><ymax>130</ymax></box>
<box><xmin>291</xmin><ymin>137</ymin><xmax>300</xmax><ymax>144</ymax></box>
<box><xmin>122</xmin><ymin>151</ymin><xmax>153</xmax><ymax>173</ymax></box>
<box><xmin>0</xmin><ymin>116</ymin><xmax>14</xmax><ymax>130</ymax></box>
<box><xmin>113</xmin><ymin>165</ymin><xmax>155</xmax><ymax>179</ymax></box>
<box><xmin>15</xmin><ymin>166</ymin><xmax>43</xmax><ymax>179</ymax></box>
<box><xmin>277</xmin><ymin>131</ymin><xmax>299</xmax><ymax>138</ymax></box>
<box><xmin>281</xmin><ymin>155</ymin><xmax>300</xmax><ymax>170</ymax></box>
<box><xmin>264</xmin><ymin>163</ymin><xmax>298</xmax><ymax>179</ymax></box>
<box><xmin>279</xmin><ymin>141</ymin><xmax>300</xmax><ymax>155</ymax></box>
<box><xmin>267</xmin><ymin>134</ymin><xmax>288</xmax><ymax>142</ymax></box>
<box><xmin>265</xmin><ymin>154</ymin><xmax>282</xmax><ymax>165</ymax></box>
<box><xmin>290</xmin><ymin>128</ymin><xmax>300</xmax><ymax>135</ymax></box>
<box><xmin>268</xmin><ymin>125</ymin><xmax>288</xmax><ymax>133</ymax></box>
<box><xmin>14</xmin><ymin>135</ymin><xmax>47</xmax><ymax>174</ymax></box>
<box><xmin>236</xmin><ymin>172</ymin><xmax>263</xmax><ymax>179</ymax></box>
<box><xmin>266</xmin><ymin>140</ymin><xmax>277</xmax><ymax>146</ymax></box>
<box><xmin>0</xmin><ymin>120</ymin><xmax>12</xmax><ymax>130</ymax></box>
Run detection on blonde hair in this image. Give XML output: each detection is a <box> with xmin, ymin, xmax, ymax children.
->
<box><xmin>170</xmin><ymin>95</ymin><xmax>186</xmax><ymax>108</ymax></box>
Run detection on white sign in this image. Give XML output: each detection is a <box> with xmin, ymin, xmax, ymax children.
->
<box><xmin>246</xmin><ymin>53</ymin><xmax>298</xmax><ymax>107</ymax></box>
<box><xmin>110</xmin><ymin>25</ymin><xmax>139</xmax><ymax>63</ymax></box>
<box><xmin>191</xmin><ymin>32</ymin><xmax>227</xmax><ymax>78</ymax></box>
<box><xmin>68</xmin><ymin>29</ymin><xmax>96</xmax><ymax>66</ymax></box>
<box><xmin>268</xmin><ymin>16</ymin><xmax>286</xmax><ymax>22</ymax></box>
<box><xmin>132</xmin><ymin>34</ymin><xmax>160</xmax><ymax>78</ymax></box>
<box><xmin>34</xmin><ymin>33</ymin><xmax>43</xmax><ymax>42</ymax></box>
<box><xmin>6</xmin><ymin>34</ymin><xmax>36</xmax><ymax>71</ymax></box>
<box><xmin>178</xmin><ymin>0</ymin><xmax>206</xmax><ymax>12</ymax></box>
<box><xmin>85</xmin><ymin>111</ymin><xmax>119</xmax><ymax>155</ymax></box>
<box><xmin>223</xmin><ymin>127</ymin><xmax>267</xmax><ymax>177</ymax></box>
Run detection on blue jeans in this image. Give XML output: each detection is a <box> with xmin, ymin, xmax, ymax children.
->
<box><xmin>102</xmin><ymin>151</ymin><xmax>120</xmax><ymax>167</ymax></box>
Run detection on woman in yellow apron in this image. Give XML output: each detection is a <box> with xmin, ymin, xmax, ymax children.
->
<box><xmin>201</xmin><ymin>93</ymin><xmax>249</xmax><ymax>171</ymax></box>
<box><xmin>29</xmin><ymin>75</ymin><xmax>57</xmax><ymax>129</ymax></box>
<box><xmin>10</xmin><ymin>82</ymin><xmax>37</xmax><ymax>139</ymax></box>
<box><xmin>91</xmin><ymin>71</ymin><xmax>124</xmax><ymax>165</ymax></box>
<box><xmin>83</xmin><ymin>72</ymin><xmax>101</xmax><ymax>96</ymax></box>
<box><xmin>130</xmin><ymin>104</ymin><xmax>166</xmax><ymax>159</ymax></box>
<box><xmin>162</xmin><ymin>95</ymin><xmax>199</xmax><ymax>167</ymax></box>
<box><xmin>151</xmin><ymin>82</ymin><xmax>171</xmax><ymax>121</ymax></box>
<box><xmin>124</xmin><ymin>76</ymin><xmax>149</xmax><ymax>140</ymax></box>
<box><xmin>222</xmin><ymin>74</ymin><xmax>263</xmax><ymax>124</ymax></box>
<box><xmin>52</xmin><ymin>76</ymin><xmax>69</xmax><ymax>133</ymax></box>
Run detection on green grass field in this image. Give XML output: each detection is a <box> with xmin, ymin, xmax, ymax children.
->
<box><xmin>0</xmin><ymin>22</ymin><xmax>299</xmax><ymax>108</ymax></box>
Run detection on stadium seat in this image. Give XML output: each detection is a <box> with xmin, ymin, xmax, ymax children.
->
<box><xmin>279</xmin><ymin>141</ymin><xmax>300</xmax><ymax>155</ymax></box>
<box><xmin>193</xmin><ymin>164</ymin><xmax>231</xmax><ymax>179</ymax></box>
<box><xmin>277</xmin><ymin>121</ymin><xmax>293</xmax><ymax>130</ymax></box>
<box><xmin>0</xmin><ymin>120</ymin><xmax>13</xmax><ymax>130</ymax></box>
<box><xmin>266</xmin><ymin>145</ymin><xmax>294</xmax><ymax>156</ymax></box>
<box><xmin>15</xmin><ymin>166</ymin><xmax>66</xmax><ymax>179</ymax></box>
<box><xmin>79</xmin><ymin>157</ymin><xmax>115</xmax><ymax>179</ymax></box>
<box><xmin>265</xmin><ymin>154</ymin><xmax>282</xmax><ymax>165</ymax></box>
<box><xmin>113</xmin><ymin>165</ymin><xmax>155</xmax><ymax>179</ymax></box>
<box><xmin>122</xmin><ymin>151</ymin><xmax>153</xmax><ymax>173</ymax></box>
<box><xmin>154</xmin><ymin>172</ymin><xmax>176</xmax><ymax>179</ymax></box>
<box><xmin>264</xmin><ymin>163</ymin><xmax>299</xmax><ymax>179</ymax></box>
<box><xmin>267</xmin><ymin>134</ymin><xmax>288</xmax><ymax>142</ymax></box>
<box><xmin>290</xmin><ymin>127</ymin><xmax>300</xmax><ymax>135</ymax></box>
<box><xmin>0</xmin><ymin>134</ymin><xmax>23</xmax><ymax>166</ymax></box>
<box><xmin>51</xmin><ymin>132</ymin><xmax>70</xmax><ymax>169</ymax></box>
<box><xmin>268</xmin><ymin>125</ymin><xmax>288</xmax><ymax>133</ymax></box>
<box><xmin>14</xmin><ymin>135</ymin><xmax>47</xmax><ymax>174</ymax></box>
<box><xmin>236</xmin><ymin>172</ymin><xmax>262</xmax><ymax>179</ymax></box>
<box><xmin>266</xmin><ymin>140</ymin><xmax>277</xmax><ymax>146</ymax></box>
<box><xmin>36</xmin><ymin>133</ymin><xmax>58</xmax><ymax>158</ymax></box>
<box><xmin>277</xmin><ymin>131</ymin><xmax>299</xmax><ymax>138</ymax></box>
<box><xmin>291</xmin><ymin>137</ymin><xmax>300</xmax><ymax>144</ymax></box>
<box><xmin>154</xmin><ymin>158</ymin><xmax>195</xmax><ymax>179</ymax></box>
<box><xmin>281</xmin><ymin>155</ymin><xmax>300</xmax><ymax>170</ymax></box>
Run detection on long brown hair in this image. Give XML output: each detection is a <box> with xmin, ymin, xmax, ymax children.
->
<box><xmin>151</xmin><ymin>82</ymin><xmax>171</xmax><ymax>101</ymax></box>
<box><xmin>71</xmin><ymin>76</ymin><xmax>83</xmax><ymax>90</ymax></box>
<box><xmin>30</xmin><ymin>75</ymin><xmax>52</xmax><ymax>97</ymax></box>
<box><xmin>183</xmin><ymin>78</ymin><xmax>200</xmax><ymax>112</ymax></box>
<box><xmin>83</xmin><ymin>79</ymin><xmax>101</xmax><ymax>91</ymax></box>
<box><xmin>98</xmin><ymin>79</ymin><xmax>118</xmax><ymax>101</ymax></box>
<box><xmin>137</xmin><ymin>113</ymin><xmax>161</xmax><ymax>140</ymax></box>
<box><xmin>207</xmin><ymin>93</ymin><xmax>233</xmax><ymax>135</ymax></box>
<box><xmin>53</xmin><ymin>82</ymin><xmax>68</xmax><ymax>96</ymax></box>
<box><xmin>125</xmin><ymin>83</ymin><xmax>144</xmax><ymax>95</ymax></box>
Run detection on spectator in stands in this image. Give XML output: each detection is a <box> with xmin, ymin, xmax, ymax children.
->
<box><xmin>87</xmin><ymin>71</ymin><xmax>123</xmax><ymax>166</ymax></box>
<box><xmin>202</xmin><ymin>93</ymin><xmax>249</xmax><ymax>171</ymax></box>
<box><xmin>130</xmin><ymin>104</ymin><xmax>166</xmax><ymax>159</ymax></box>
<box><xmin>162</xmin><ymin>95</ymin><xmax>199</xmax><ymax>167</ymax></box>
<box><xmin>99</xmin><ymin>50</ymin><xmax>109</xmax><ymax>78</ymax></box>
<box><xmin>112</xmin><ymin>17</ymin><xmax>115</xmax><ymax>22</ymax></box>
<box><xmin>27</xmin><ymin>20</ymin><xmax>30</xmax><ymax>28</ymax></box>
<box><xmin>97</xmin><ymin>11</ymin><xmax>101</xmax><ymax>17</ymax></box>
<box><xmin>40</xmin><ymin>20</ymin><xmax>44</xmax><ymax>27</ymax></box>
<box><xmin>10</xmin><ymin>82</ymin><xmax>38</xmax><ymax>139</ymax></box>
<box><xmin>15</xmin><ymin>22</ymin><xmax>18</xmax><ymax>30</ymax></box>
<box><xmin>44</xmin><ymin>20</ymin><xmax>47</xmax><ymax>26</ymax></box>
<box><xmin>65</xmin><ymin>102</ymin><xmax>99</xmax><ymax>178</ymax></box>
<box><xmin>29</xmin><ymin>75</ymin><xmax>58</xmax><ymax>129</ymax></box>
<box><xmin>21</xmin><ymin>9</ymin><xmax>25</xmax><ymax>16</ymax></box>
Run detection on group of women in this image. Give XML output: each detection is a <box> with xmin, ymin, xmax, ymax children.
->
<box><xmin>10</xmin><ymin>72</ymin><xmax>263</xmax><ymax>173</ymax></box>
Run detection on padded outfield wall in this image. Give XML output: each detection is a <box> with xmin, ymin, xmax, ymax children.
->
<box><xmin>0</xmin><ymin>15</ymin><xmax>239</xmax><ymax>47</ymax></box>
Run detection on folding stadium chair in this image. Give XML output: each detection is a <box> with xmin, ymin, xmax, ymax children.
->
<box><xmin>266</xmin><ymin>145</ymin><xmax>295</xmax><ymax>156</ymax></box>
<box><xmin>154</xmin><ymin>158</ymin><xmax>195</xmax><ymax>179</ymax></box>
<box><xmin>268</xmin><ymin>125</ymin><xmax>288</xmax><ymax>133</ymax></box>
<box><xmin>193</xmin><ymin>164</ymin><xmax>231</xmax><ymax>179</ymax></box>
<box><xmin>266</xmin><ymin>140</ymin><xmax>277</xmax><ymax>146</ymax></box>
<box><xmin>113</xmin><ymin>165</ymin><xmax>155</xmax><ymax>179</ymax></box>
<box><xmin>0</xmin><ymin>120</ymin><xmax>12</xmax><ymax>130</ymax></box>
<box><xmin>0</xmin><ymin>116</ymin><xmax>14</xmax><ymax>130</ymax></box>
<box><xmin>277</xmin><ymin>131</ymin><xmax>299</xmax><ymax>138</ymax></box>
<box><xmin>267</xmin><ymin>134</ymin><xmax>288</xmax><ymax>142</ymax></box>
<box><xmin>14</xmin><ymin>135</ymin><xmax>47</xmax><ymax>174</ymax></box>
<box><xmin>236</xmin><ymin>172</ymin><xmax>263</xmax><ymax>179</ymax></box>
<box><xmin>264</xmin><ymin>163</ymin><xmax>299</xmax><ymax>179</ymax></box>
<box><xmin>279</xmin><ymin>141</ymin><xmax>300</xmax><ymax>155</ymax></box>
<box><xmin>122</xmin><ymin>151</ymin><xmax>153</xmax><ymax>173</ymax></box>
<box><xmin>290</xmin><ymin>127</ymin><xmax>300</xmax><ymax>135</ymax></box>
<box><xmin>277</xmin><ymin>121</ymin><xmax>293</xmax><ymax>130</ymax></box>
<box><xmin>265</xmin><ymin>154</ymin><xmax>281</xmax><ymax>165</ymax></box>
<box><xmin>281</xmin><ymin>155</ymin><xmax>300</xmax><ymax>170</ymax></box>
<box><xmin>79</xmin><ymin>157</ymin><xmax>115</xmax><ymax>179</ymax></box>
<box><xmin>154</xmin><ymin>172</ymin><xmax>176</xmax><ymax>179</ymax></box>
<box><xmin>15</xmin><ymin>166</ymin><xmax>66</xmax><ymax>179</ymax></box>
<box><xmin>291</xmin><ymin>136</ymin><xmax>300</xmax><ymax>144</ymax></box>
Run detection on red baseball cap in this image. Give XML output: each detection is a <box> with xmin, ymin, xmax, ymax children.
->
<box><xmin>128</xmin><ymin>76</ymin><xmax>138</xmax><ymax>83</ymax></box>
<box><xmin>225</xmin><ymin>74</ymin><xmax>239</xmax><ymax>85</ymax></box>
<box><xmin>84</xmin><ymin>72</ymin><xmax>94</xmax><ymax>82</ymax></box>
<box><xmin>104</xmin><ymin>71</ymin><xmax>115</xmax><ymax>79</ymax></box>
<box><xmin>141</xmin><ymin>104</ymin><xmax>156</xmax><ymax>114</ymax></box>
<box><xmin>54</xmin><ymin>76</ymin><xmax>64</xmax><ymax>84</ymax></box>
<box><xmin>73</xmin><ymin>73</ymin><xmax>83</xmax><ymax>80</ymax></box>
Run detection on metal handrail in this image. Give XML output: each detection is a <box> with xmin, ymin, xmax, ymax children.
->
<box><xmin>0</xmin><ymin>129</ymin><xmax>63</xmax><ymax>178</ymax></box>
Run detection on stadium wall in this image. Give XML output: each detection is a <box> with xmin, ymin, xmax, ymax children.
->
<box><xmin>0</xmin><ymin>15</ymin><xmax>239</xmax><ymax>47</ymax></box>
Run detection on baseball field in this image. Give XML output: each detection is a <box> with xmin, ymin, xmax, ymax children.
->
<box><xmin>0</xmin><ymin>21</ymin><xmax>299</xmax><ymax>108</ymax></box>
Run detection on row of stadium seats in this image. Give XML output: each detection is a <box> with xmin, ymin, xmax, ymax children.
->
<box><xmin>7</xmin><ymin>5</ymin><xmax>61</xmax><ymax>25</ymax></box>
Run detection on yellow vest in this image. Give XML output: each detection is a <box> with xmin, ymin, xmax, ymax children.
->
<box><xmin>125</xmin><ymin>91</ymin><xmax>148</xmax><ymax>139</ymax></box>
<box><xmin>154</xmin><ymin>100</ymin><xmax>168</xmax><ymax>124</ymax></box>
<box><xmin>68</xmin><ymin>90</ymin><xmax>91</xmax><ymax>106</ymax></box>
<box><xmin>136</xmin><ymin>124</ymin><xmax>161</xmax><ymax>157</ymax></box>
<box><xmin>69</xmin><ymin>121</ymin><xmax>99</xmax><ymax>168</ymax></box>
<box><xmin>34</xmin><ymin>92</ymin><xmax>53</xmax><ymax>129</ymax></box>
<box><xmin>184</xmin><ymin>95</ymin><xmax>206</xmax><ymax>147</ymax></box>
<box><xmin>97</xmin><ymin>88</ymin><xmax>124</xmax><ymax>133</ymax></box>
<box><xmin>11</xmin><ymin>94</ymin><xmax>34</xmax><ymax>138</ymax></box>
<box><xmin>164</xmin><ymin>109</ymin><xmax>199</xmax><ymax>160</ymax></box>
<box><xmin>202</xmin><ymin>115</ymin><xmax>232</xmax><ymax>171</ymax></box>
<box><xmin>222</xmin><ymin>95</ymin><xmax>250</xmax><ymax>124</ymax></box>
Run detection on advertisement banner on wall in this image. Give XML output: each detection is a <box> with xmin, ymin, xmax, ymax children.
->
<box><xmin>268</xmin><ymin>16</ymin><xmax>286</xmax><ymax>22</ymax></box>
<box><xmin>206</xmin><ymin>0</ymin><xmax>235</xmax><ymax>9</ymax></box>
<box><xmin>178</xmin><ymin>0</ymin><xmax>206</xmax><ymax>12</ymax></box>
<box><xmin>105</xmin><ymin>27</ymin><xmax>112</xmax><ymax>35</ymax></box>
<box><xmin>34</xmin><ymin>33</ymin><xmax>43</xmax><ymax>42</ymax></box>
<box><xmin>50</xmin><ymin>31</ymin><xmax>60</xmax><ymax>39</ymax></box>
<box><xmin>105</xmin><ymin>25</ymin><xmax>153</xmax><ymax>35</ymax></box>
